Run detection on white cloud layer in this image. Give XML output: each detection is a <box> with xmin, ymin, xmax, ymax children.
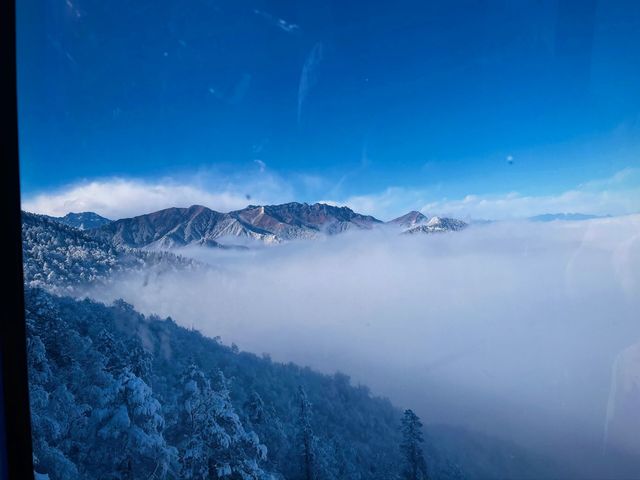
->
<box><xmin>83</xmin><ymin>216</ymin><xmax>640</xmax><ymax>473</ymax></box>
<box><xmin>22</xmin><ymin>168</ymin><xmax>640</xmax><ymax>221</ymax></box>
<box><xmin>22</xmin><ymin>173</ymin><xmax>293</xmax><ymax>219</ymax></box>
<box><xmin>330</xmin><ymin>168</ymin><xmax>640</xmax><ymax>221</ymax></box>
<box><xmin>422</xmin><ymin>170</ymin><xmax>640</xmax><ymax>220</ymax></box>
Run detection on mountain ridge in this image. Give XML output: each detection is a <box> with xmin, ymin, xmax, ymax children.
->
<box><xmin>92</xmin><ymin>202</ymin><xmax>388</xmax><ymax>249</ymax></box>
<box><xmin>388</xmin><ymin>210</ymin><xmax>429</xmax><ymax>229</ymax></box>
<box><xmin>33</xmin><ymin>202</ymin><xmax>469</xmax><ymax>250</ymax></box>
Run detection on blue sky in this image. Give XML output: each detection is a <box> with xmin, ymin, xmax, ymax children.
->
<box><xmin>17</xmin><ymin>0</ymin><xmax>640</xmax><ymax>219</ymax></box>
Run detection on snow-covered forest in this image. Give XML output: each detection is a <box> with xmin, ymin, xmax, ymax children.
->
<box><xmin>26</xmin><ymin>287</ymin><xmax>445</xmax><ymax>479</ymax></box>
<box><xmin>22</xmin><ymin>212</ymin><xmax>197</xmax><ymax>293</ymax></box>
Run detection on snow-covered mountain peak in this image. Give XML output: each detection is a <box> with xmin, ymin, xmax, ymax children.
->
<box><xmin>387</xmin><ymin>211</ymin><xmax>428</xmax><ymax>228</ymax></box>
<box><xmin>49</xmin><ymin>211</ymin><xmax>112</xmax><ymax>230</ymax></box>
<box><xmin>403</xmin><ymin>216</ymin><xmax>468</xmax><ymax>235</ymax></box>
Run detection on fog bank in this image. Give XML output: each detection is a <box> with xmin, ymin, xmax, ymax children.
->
<box><xmin>85</xmin><ymin>215</ymin><xmax>640</xmax><ymax>476</ymax></box>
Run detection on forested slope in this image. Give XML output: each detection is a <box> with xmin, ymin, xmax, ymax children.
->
<box><xmin>25</xmin><ymin>288</ymin><xmax>433</xmax><ymax>478</ymax></box>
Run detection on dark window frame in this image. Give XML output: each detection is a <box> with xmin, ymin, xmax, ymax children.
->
<box><xmin>1</xmin><ymin>0</ymin><xmax>35</xmax><ymax>478</ymax></box>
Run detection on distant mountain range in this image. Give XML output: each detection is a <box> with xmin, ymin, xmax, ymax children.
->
<box><xmin>88</xmin><ymin>203</ymin><xmax>383</xmax><ymax>249</ymax></box>
<box><xmin>39</xmin><ymin>204</ymin><xmax>614</xmax><ymax>250</ymax></box>
<box><xmin>37</xmin><ymin>203</ymin><xmax>466</xmax><ymax>249</ymax></box>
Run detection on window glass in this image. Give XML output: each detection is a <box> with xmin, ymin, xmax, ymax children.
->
<box><xmin>17</xmin><ymin>1</ymin><xmax>640</xmax><ymax>479</ymax></box>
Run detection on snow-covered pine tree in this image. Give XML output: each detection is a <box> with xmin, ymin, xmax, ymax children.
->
<box><xmin>400</xmin><ymin>409</ymin><xmax>428</xmax><ymax>480</ymax></box>
<box><xmin>327</xmin><ymin>438</ymin><xmax>360</xmax><ymax>480</ymax></box>
<box><xmin>243</xmin><ymin>390</ymin><xmax>290</xmax><ymax>476</ymax></box>
<box><xmin>296</xmin><ymin>386</ymin><xmax>318</xmax><ymax>480</ymax></box>
<box><xmin>85</xmin><ymin>367</ymin><xmax>174</xmax><ymax>479</ymax></box>
<box><xmin>127</xmin><ymin>339</ymin><xmax>153</xmax><ymax>383</ymax></box>
<box><xmin>95</xmin><ymin>329</ymin><xmax>127</xmax><ymax>375</ymax></box>
<box><xmin>177</xmin><ymin>363</ymin><xmax>271</xmax><ymax>479</ymax></box>
<box><xmin>245</xmin><ymin>391</ymin><xmax>266</xmax><ymax>425</ymax></box>
<box><xmin>177</xmin><ymin>362</ymin><xmax>214</xmax><ymax>478</ymax></box>
<box><xmin>27</xmin><ymin>335</ymin><xmax>83</xmax><ymax>479</ymax></box>
<box><xmin>209</xmin><ymin>371</ymin><xmax>270</xmax><ymax>479</ymax></box>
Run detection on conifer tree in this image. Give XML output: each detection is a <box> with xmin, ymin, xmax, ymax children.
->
<box><xmin>85</xmin><ymin>367</ymin><xmax>174</xmax><ymax>479</ymax></box>
<box><xmin>400</xmin><ymin>409</ymin><xmax>428</xmax><ymax>480</ymax></box>
<box><xmin>297</xmin><ymin>386</ymin><xmax>317</xmax><ymax>480</ymax></box>
<box><xmin>177</xmin><ymin>363</ymin><xmax>270</xmax><ymax>479</ymax></box>
<box><xmin>128</xmin><ymin>339</ymin><xmax>153</xmax><ymax>383</ymax></box>
<box><xmin>245</xmin><ymin>391</ymin><xmax>265</xmax><ymax>425</ymax></box>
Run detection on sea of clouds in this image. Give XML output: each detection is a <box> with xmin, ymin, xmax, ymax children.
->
<box><xmin>84</xmin><ymin>215</ymin><xmax>640</xmax><ymax>476</ymax></box>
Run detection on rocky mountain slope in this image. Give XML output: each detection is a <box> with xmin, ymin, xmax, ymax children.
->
<box><xmin>92</xmin><ymin>202</ymin><xmax>384</xmax><ymax>249</ymax></box>
<box><xmin>388</xmin><ymin>210</ymin><xmax>429</xmax><ymax>229</ymax></box>
<box><xmin>31</xmin><ymin>203</ymin><xmax>469</xmax><ymax>251</ymax></box>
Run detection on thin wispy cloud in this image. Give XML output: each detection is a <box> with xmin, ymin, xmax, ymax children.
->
<box><xmin>421</xmin><ymin>168</ymin><xmax>640</xmax><ymax>220</ymax></box>
<box><xmin>21</xmin><ymin>168</ymin><xmax>639</xmax><ymax>221</ymax></box>
<box><xmin>421</xmin><ymin>189</ymin><xmax>638</xmax><ymax>220</ymax></box>
<box><xmin>298</xmin><ymin>42</ymin><xmax>323</xmax><ymax>124</ymax></box>
<box><xmin>254</xmin><ymin>159</ymin><xmax>267</xmax><ymax>173</ymax></box>
<box><xmin>22</xmin><ymin>173</ymin><xmax>294</xmax><ymax>219</ymax></box>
